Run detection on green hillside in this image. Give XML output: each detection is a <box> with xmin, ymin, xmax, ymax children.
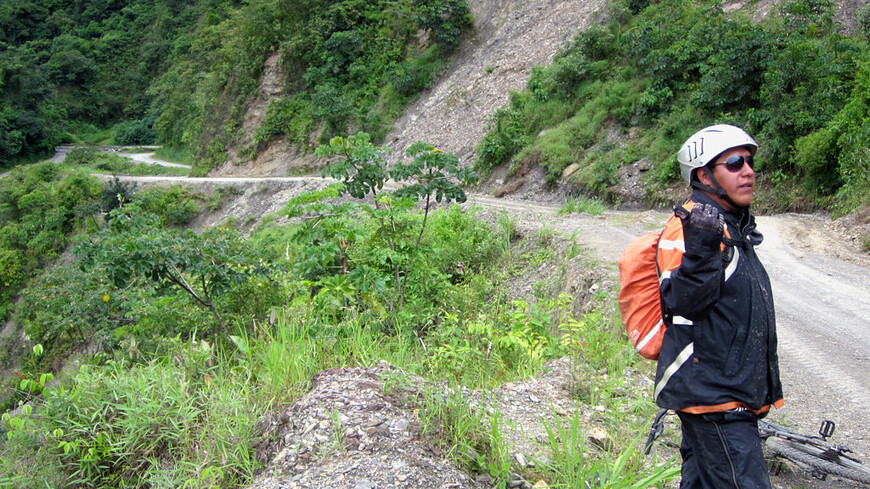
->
<box><xmin>1</xmin><ymin>1</ymin><xmax>870</xmax><ymax>486</ymax></box>
<box><xmin>475</xmin><ymin>0</ymin><xmax>870</xmax><ymax>214</ymax></box>
<box><xmin>3</xmin><ymin>0</ymin><xmax>869</xmax><ymax>213</ymax></box>
<box><xmin>0</xmin><ymin>0</ymin><xmax>471</xmax><ymax>170</ymax></box>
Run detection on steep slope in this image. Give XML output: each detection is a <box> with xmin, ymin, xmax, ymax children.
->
<box><xmin>216</xmin><ymin>0</ymin><xmax>865</xmax><ymax>189</ymax></box>
<box><xmin>383</xmin><ymin>0</ymin><xmax>607</xmax><ymax>165</ymax></box>
<box><xmin>214</xmin><ymin>0</ymin><xmax>608</xmax><ymax>177</ymax></box>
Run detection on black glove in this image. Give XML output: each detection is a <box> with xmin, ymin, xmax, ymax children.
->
<box><xmin>674</xmin><ymin>203</ymin><xmax>724</xmax><ymax>251</ymax></box>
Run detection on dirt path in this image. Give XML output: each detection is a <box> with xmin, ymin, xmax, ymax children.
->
<box><xmin>755</xmin><ymin>216</ymin><xmax>870</xmax><ymax>487</ymax></box>
<box><xmin>117</xmin><ymin>151</ymin><xmax>191</xmax><ymax>169</ymax></box>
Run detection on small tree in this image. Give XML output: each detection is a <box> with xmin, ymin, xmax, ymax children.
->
<box><xmin>76</xmin><ymin>203</ymin><xmax>274</xmax><ymax>340</ymax></box>
<box><xmin>289</xmin><ymin>132</ymin><xmax>477</xmax><ymax>314</ymax></box>
<box><xmin>389</xmin><ymin>141</ymin><xmax>477</xmax><ymax>304</ymax></box>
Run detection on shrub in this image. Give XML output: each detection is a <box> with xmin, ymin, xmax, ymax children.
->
<box><xmin>133</xmin><ymin>185</ymin><xmax>200</xmax><ymax>226</ymax></box>
<box><xmin>100</xmin><ymin>176</ymin><xmax>138</xmax><ymax>215</ymax></box>
<box><xmin>112</xmin><ymin>118</ymin><xmax>157</xmax><ymax>145</ymax></box>
<box><xmin>255</xmin><ymin>95</ymin><xmax>315</xmax><ymax>147</ymax></box>
<box><xmin>64</xmin><ymin>146</ymin><xmax>100</xmax><ymax>166</ymax></box>
<box><xmin>55</xmin><ymin>170</ymin><xmax>102</xmax><ymax>218</ymax></box>
<box><xmin>76</xmin><ymin>203</ymin><xmax>277</xmax><ymax>340</ymax></box>
<box><xmin>16</xmin><ymin>263</ymin><xmax>127</xmax><ymax>360</ymax></box>
<box><xmin>793</xmin><ymin>127</ymin><xmax>841</xmax><ymax>194</ymax></box>
<box><xmin>475</xmin><ymin>93</ymin><xmax>532</xmax><ymax>176</ymax></box>
<box><xmin>412</xmin><ymin>0</ymin><xmax>473</xmax><ymax>52</ymax></box>
<box><xmin>859</xmin><ymin>3</ymin><xmax>870</xmax><ymax>39</ymax></box>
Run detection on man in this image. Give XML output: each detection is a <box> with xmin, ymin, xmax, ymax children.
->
<box><xmin>655</xmin><ymin>124</ymin><xmax>784</xmax><ymax>489</ymax></box>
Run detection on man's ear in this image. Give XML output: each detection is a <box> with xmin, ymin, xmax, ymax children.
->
<box><xmin>697</xmin><ymin>166</ymin><xmax>713</xmax><ymax>187</ymax></box>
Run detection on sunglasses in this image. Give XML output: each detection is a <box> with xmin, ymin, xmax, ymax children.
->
<box><xmin>715</xmin><ymin>154</ymin><xmax>754</xmax><ymax>173</ymax></box>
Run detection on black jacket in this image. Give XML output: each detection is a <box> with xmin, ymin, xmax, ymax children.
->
<box><xmin>654</xmin><ymin>191</ymin><xmax>784</xmax><ymax>414</ymax></box>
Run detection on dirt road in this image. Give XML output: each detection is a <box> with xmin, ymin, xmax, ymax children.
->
<box><xmin>755</xmin><ymin>216</ymin><xmax>870</xmax><ymax>486</ymax></box>
<box><xmin>117</xmin><ymin>151</ymin><xmax>191</xmax><ymax>168</ymax></box>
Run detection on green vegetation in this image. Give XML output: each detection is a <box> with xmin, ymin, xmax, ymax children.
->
<box><xmin>1</xmin><ymin>0</ymin><xmax>472</xmax><ymax>174</ymax></box>
<box><xmin>7</xmin><ymin>0</ymin><xmax>870</xmax><ymax>486</ymax></box>
<box><xmin>1</xmin><ymin>157</ymin><xmax>207</xmax><ymax>329</ymax></box>
<box><xmin>5</xmin><ymin>0</ymin><xmax>868</xmax><ymax>214</ymax></box>
<box><xmin>0</xmin><ymin>0</ymin><xmax>222</xmax><ymax>165</ymax></box>
<box><xmin>475</xmin><ymin>0</ymin><xmax>870</xmax><ymax>214</ymax></box>
<box><xmin>1</xmin><ymin>139</ymin><xmax>673</xmax><ymax>488</ymax></box>
<box><xmin>559</xmin><ymin>196</ymin><xmax>608</xmax><ymax>215</ymax></box>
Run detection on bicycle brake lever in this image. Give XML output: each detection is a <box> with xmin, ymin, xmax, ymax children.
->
<box><xmin>644</xmin><ymin>424</ymin><xmax>663</xmax><ymax>456</ymax></box>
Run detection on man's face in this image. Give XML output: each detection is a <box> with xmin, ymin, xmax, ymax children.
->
<box><xmin>700</xmin><ymin>146</ymin><xmax>756</xmax><ymax>210</ymax></box>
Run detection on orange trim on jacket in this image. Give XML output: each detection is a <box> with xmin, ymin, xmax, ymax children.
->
<box><xmin>680</xmin><ymin>398</ymin><xmax>785</xmax><ymax>415</ymax></box>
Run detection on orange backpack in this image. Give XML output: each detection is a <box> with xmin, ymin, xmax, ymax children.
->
<box><xmin>619</xmin><ymin>206</ymin><xmax>732</xmax><ymax>360</ymax></box>
<box><xmin>618</xmin><ymin>231</ymin><xmax>666</xmax><ymax>360</ymax></box>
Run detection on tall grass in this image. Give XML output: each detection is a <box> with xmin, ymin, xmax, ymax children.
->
<box><xmin>540</xmin><ymin>412</ymin><xmax>679</xmax><ymax>488</ymax></box>
<box><xmin>152</xmin><ymin>146</ymin><xmax>192</xmax><ymax>166</ymax></box>
<box><xmin>558</xmin><ymin>196</ymin><xmax>608</xmax><ymax>215</ymax></box>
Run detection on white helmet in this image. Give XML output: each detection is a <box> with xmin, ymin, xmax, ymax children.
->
<box><xmin>676</xmin><ymin>124</ymin><xmax>758</xmax><ymax>183</ymax></box>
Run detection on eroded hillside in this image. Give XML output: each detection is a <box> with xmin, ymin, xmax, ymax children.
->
<box><xmin>213</xmin><ymin>0</ymin><xmax>608</xmax><ymax>177</ymax></box>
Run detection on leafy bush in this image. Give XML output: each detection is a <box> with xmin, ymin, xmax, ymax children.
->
<box><xmin>412</xmin><ymin>0</ymin><xmax>473</xmax><ymax>51</ymax></box>
<box><xmin>100</xmin><ymin>177</ymin><xmax>138</xmax><ymax>215</ymax></box>
<box><xmin>792</xmin><ymin>127</ymin><xmax>841</xmax><ymax>195</ymax></box>
<box><xmin>64</xmin><ymin>147</ymin><xmax>101</xmax><ymax>166</ymax></box>
<box><xmin>1</xmin><ymin>341</ymin><xmax>262</xmax><ymax>489</ymax></box>
<box><xmin>859</xmin><ymin>3</ymin><xmax>870</xmax><ymax>39</ymax></box>
<box><xmin>476</xmin><ymin>92</ymin><xmax>534</xmax><ymax>176</ymax></box>
<box><xmin>132</xmin><ymin>185</ymin><xmax>200</xmax><ymax>226</ymax></box>
<box><xmin>390</xmin><ymin>46</ymin><xmax>447</xmax><ymax>96</ymax></box>
<box><xmin>76</xmin><ymin>203</ymin><xmax>277</xmax><ymax>340</ymax></box>
<box><xmin>112</xmin><ymin>118</ymin><xmax>158</xmax><ymax>145</ymax></box>
<box><xmin>255</xmin><ymin>95</ymin><xmax>316</xmax><ymax>147</ymax></box>
<box><xmin>16</xmin><ymin>263</ymin><xmax>127</xmax><ymax>361</ymax></box>
<box><xmin>287</xmin><ymin>134</ymin><xmax>478</xmax><ymax>326</ymax></box>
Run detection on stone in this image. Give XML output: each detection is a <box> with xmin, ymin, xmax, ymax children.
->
<box><xmin>587</xmin><ymin>426</ymin><xmax>614</xmax><ymax>452</ymax></box>
<box><xmin>562</xmin><ymin>163</ymin><xmax>580</xmax><ymax>179</ymax></box>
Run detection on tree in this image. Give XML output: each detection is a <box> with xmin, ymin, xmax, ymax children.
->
<box><xmin>289</xmin><ymin>132</ymin><xmax>476</xmax><ymax>313</ymax></box>
<box><xmin>76</xmin><ymin>203</ymin><xmax>275</xmax><ymax>340</ymax></box>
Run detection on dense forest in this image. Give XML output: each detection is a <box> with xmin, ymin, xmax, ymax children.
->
<box><xmin>1</xmin><ymin>0</ymin><xmax>870</xmax><ymax>487</ymax></box>
<box><xmin>0</xmin><ymin>0</ymin><xmax>471</xmax><ymax>169</ymax></box>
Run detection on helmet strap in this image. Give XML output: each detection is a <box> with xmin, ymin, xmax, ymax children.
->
<box><xmin>691</xmin><ymin>167</ymin><xmax>745</xmax><ymax>210</ymax></box>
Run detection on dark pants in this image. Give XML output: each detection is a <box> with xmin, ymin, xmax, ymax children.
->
<box><xmin>677</xmin><ymin>410</ymin><xmax>771</xmax><ymax>489</ymax></box>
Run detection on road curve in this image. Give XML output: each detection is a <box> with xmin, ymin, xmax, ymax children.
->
<box><xmin>118</xmin><ymin>152</ymin><xmax>191</xmax><ymax>169</ymax></box>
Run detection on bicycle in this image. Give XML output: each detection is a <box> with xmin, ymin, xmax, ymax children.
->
<box><xmin>644</xmin><ymin>409</ymin><xmax>870</xmax><ymax>486</ymax></box>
